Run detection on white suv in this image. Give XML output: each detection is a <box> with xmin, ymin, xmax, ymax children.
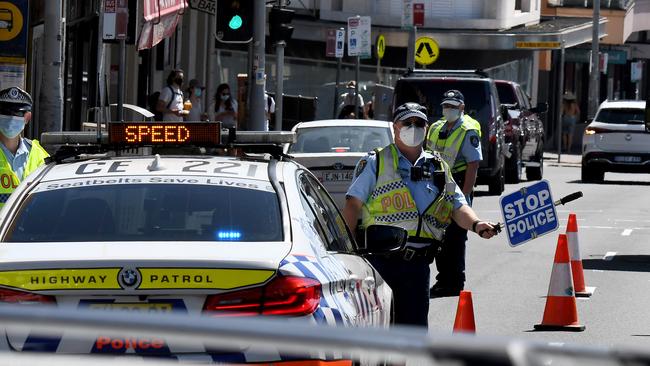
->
<box><xmin>582</xmin><ymin>100</ymin><xmax>648</xmax><ymax>183</ymax></box>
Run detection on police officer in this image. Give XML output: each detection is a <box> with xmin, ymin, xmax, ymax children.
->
<box><xmin>342</xmin><ymin>102</ymin><xmax>497</xmax><ymax>327</ymax></box>
<box><xmin>426</xmin><ymin>90</ymin><xmax>482</xmax><ymax>298</ymax></box>
<box><xmin>0</xmin><ymin>87</ymin><xmax>49</xmax><ymax>208</ymax></box>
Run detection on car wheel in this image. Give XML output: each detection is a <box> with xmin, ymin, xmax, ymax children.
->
<box><xmin>525</xmin><ymin>150</ymin><xmax>544</xmax><ymax>181</ymax></box>
<box><xmin>581</xmin><ymin>165</ymin><xmax>604</xmax><ymax>183</ymax></box>
<box><xmin>488</xmin><ymin>168</ymin><xmax>505</xmax><ymax>196</ymax></box>
<box><xmin>505</xmin><ymin>144</ymin><xmax>522</xmax><ymax>183</ymax></box>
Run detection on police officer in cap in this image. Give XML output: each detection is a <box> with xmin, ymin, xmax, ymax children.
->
<box><xmin>426</xmin><ymin>90</ymin><xmax>482</xmax><ymax>298</ymax></box>
<box><xmin>0</xmin><ymin>87</ymin><xmax>49</xmax><ymax>207</ymax></box>
<box><xmin>343</xmin><ymin>102</ymin><xmax>497</xmax><ymax>327</ymax></box>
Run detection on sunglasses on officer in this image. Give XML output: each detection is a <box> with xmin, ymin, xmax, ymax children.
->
<box><xmin>398</xmin><ymin>117</ymin><xmax>427</xmax><ymax>128</ymax></box>
<box><xmin>0</xmin><ymin>106</ymin><xmax>30</xmax><ymax>117</ymax></box>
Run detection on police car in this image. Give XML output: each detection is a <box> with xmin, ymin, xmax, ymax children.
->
<box><xmin>0</xmin><ymin>122</ymin><xmax>396</xmax><ymax>362</ymax></box>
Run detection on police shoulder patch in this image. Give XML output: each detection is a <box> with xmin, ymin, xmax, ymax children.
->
<box><xmin>470</xmin><ymin>135</ymin><xmax>480</xmax><ymax>148</ymax></box>
<box><xmin>354</xmin><ymin>159</ymin><xmax>368</xmax><ymax>178</ymax></box>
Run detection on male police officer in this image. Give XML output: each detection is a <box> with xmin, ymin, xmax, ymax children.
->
<box><xmin>0</xmin><ymin>87</ymin><xmax>49</xmax><ymax>208</ymax></box>
<box><xmin>342</xmin><ymin>102</ymin><xmax>496</xmax><ymax>327</ymax></box>
<box><xmin>426</xmin><ymin>90</ymin><xmax>482</xmax><ymax>298</ymax></box>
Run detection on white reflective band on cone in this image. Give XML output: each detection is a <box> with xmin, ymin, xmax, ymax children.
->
<box><xmin>567</xmin><ymin>232</ymin><xmax>581</xmax><ymax>260</ymax></box>
<box><xmin>548</xmin><ymin>262</ymin><xmax>574</xmax><ymax>297</ymax></box>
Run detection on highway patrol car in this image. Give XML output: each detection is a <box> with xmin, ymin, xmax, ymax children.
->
<box><xmin>0</xmin><ymin>122</ymin><xmax>393</xmax><ymax>362</ymax></box>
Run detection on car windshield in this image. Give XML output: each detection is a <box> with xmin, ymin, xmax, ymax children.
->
<box><xmin>5</xmin><ymin>180</ymin><xmax>283</xmax><ymax>242</ymax></box>
<box><xmin>496</xmin><ymin>83</ymin><xmax>517</xmax><ymax>104</ymax></box>
<box><xmin>288</xmin><ymin>126</ymin><xmax>392</xmax><ymax>153</ymax></box>
<box><xmin>595</xmin><ymin>108</ymin><xmax>645</xmax><ymax>124</ymax></box>
<box><xmin>394</xmin><ymin>79</ymin><xmax>494</xmax><ymax>126</ymax></box>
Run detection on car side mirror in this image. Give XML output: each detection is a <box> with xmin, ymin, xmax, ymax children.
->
<box><xmin>356</xmin><ymin>224</ymin><xmax>407</xmax><ymax>255</ymax></box>
<box><xmin>530</xmin><ymin>102</ymin><xmax>548</xmax><ymax>114</ymax></box>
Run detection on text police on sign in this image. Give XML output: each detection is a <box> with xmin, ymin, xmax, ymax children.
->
<box><xmin>499</xmin><ymin>180</ymin><xmax>559</xmax><ymax>247</ymax></box>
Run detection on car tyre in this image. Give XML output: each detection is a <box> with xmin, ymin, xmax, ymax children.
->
<box><xmin>525</xmin><ymin>150</ymin><xmax>544</xmax><ymax>181</ymax></box>
<box><xmin>505</xmin><ymin>144</ymin><xmax>523</xmax><ymax>183</ymax></box>
<box><xmin>581</xmin><ymin>165</ymin><xmax>604</xmax><ymax>183</ymax></box>
<box><xmin>488</xmin><ymin>167</ymin><xmax>505</xmax><ymax>195</ymax></box>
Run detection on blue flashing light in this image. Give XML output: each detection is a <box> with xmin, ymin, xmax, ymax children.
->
<box><xmin>228</xmin><ymin>15</ymin><xmax>243</xmax><ymax>30</ymax></box>
<box><xmin>217</xmin><ymin>230</ymin><xmax>242</xmax><ymax>241</ymax></box>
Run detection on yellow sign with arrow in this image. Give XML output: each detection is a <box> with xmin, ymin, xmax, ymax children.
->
<box><xmin>414</xmin><ymin>36</ymin><xmax>439</xmax><ymax>66</ymax></box>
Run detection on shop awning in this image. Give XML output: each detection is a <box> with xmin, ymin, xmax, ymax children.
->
<box><xmin>137</xmin><ymin>0</ymin><xmax>188</xmax><ymax>50</ymax></box>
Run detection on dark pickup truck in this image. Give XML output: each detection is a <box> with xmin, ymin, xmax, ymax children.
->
<box><xmin>495</xmin><ymin>80</ymin><xmax>547</xmax><ymax>183</ymax></box>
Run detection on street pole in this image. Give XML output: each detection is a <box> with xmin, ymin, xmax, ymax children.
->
<box><xmin>406</xmin><ymin>26</ymin><xmax>416</xmax><ymax>70</ymax></box>
<box><xmin>117</xmin><ymin>39</ymin><xmax>126</xmax><ymax>123</ymax></box>
<box><xmin>557</xmin><ymin>45</ymin><xmax>565</xmax><ymax>163</ymax></box>
<box><xmin>40</xmin><ymin>0</ymin><xmax>64</xmax><ymax>133</ymax></box>
<box><xmin>333</xmin><ymin>58</ymin><xmax>341</xmax><ymax>119</ymax></box>
<box><xmin>275</xmin><ymin>41</ymin><xmax>285</xmax><ymax>131</ymax></box>
<box><xmin>355</xmin><ymin>56</ymin><xmax>360</xmax><ymax>119</ymax></box>
<box><xmin>250</xmin><ymin>2</ymin><xmax>266</xmax><ymax>131</ymax></box>
<box><xmin>588</xmin><ymin>0</ymin><xmax>601</xmax><ymax>119</ymax></box>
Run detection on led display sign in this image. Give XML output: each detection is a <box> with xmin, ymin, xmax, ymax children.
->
<box><xmin>108</xmin><ymin>123</ymin><xmax>221</xmax><ymax>145</ymax></box>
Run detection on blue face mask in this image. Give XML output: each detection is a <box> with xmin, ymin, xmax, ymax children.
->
<box><xmin>0</xmin><ymin>115</ymin><xmax>25</xmax><ymax>138</ymax></box>
<box><xmin>194</xmin><ymin>89</ymin><xmax>202</xmax><ymax>97</ymax></box>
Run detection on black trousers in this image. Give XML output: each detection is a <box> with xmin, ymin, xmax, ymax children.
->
<box><xmin>368</xmin><ymin>255</ymin><xmax>430</xmax><ymax>327</ymax></box>
<box><xmin>433</xmin><ymin>171</ymin><xmax>471</xmax><ymax>288</ymax></box>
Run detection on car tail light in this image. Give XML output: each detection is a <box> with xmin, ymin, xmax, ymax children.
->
<box><xmin>203</xmin><ymin>276</ymin><xmax>321</xmax><ymax>317</ymax></box>
<box><xmin>584</xmin><ymin>126</ymin><xmax>612</xmax><ymax>135</ymax></box>
<box><xmin>488</xmin><ymin>116</ymin><xmax>497</xmax><ymax>144</ymax></box>
<box><xmin>0</xmin><ymin>288</ymin><xmax>56</xmax><ymax>304</ymax></box>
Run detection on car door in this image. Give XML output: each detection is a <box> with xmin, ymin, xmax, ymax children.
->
<box><xmin>297</xmin><ymin>172</ymin><xmax>391</xmax><ymax>327</ymax></box>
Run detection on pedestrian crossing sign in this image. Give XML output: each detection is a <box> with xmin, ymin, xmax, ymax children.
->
<box><xmin>414</xmin><ymin>37</ymin><xmax>439</xmax><ymax>66</ymax></box>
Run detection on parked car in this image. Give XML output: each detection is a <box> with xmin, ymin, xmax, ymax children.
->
<box><xmin>495</xmin><ymin>80</ymin><xmax>547</xmax><ymax>183</ymax></box>
<box><xmin>393</xmin><ymin>69</ymin><xmax>507</xmax><ymax>195</ymax></box>
<box><xmin>582</xmin><ymin>100</ymin><xmax>648</xmax><ymax>183</ymax></box>
<box><xmin>285</xmin><ymin>119</ymin><xmax>394</xmax><ymax>208</ymax></box>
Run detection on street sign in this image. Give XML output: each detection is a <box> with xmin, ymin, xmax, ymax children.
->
<box><xmin>189</xmin><ymin>0</ymin><xmax>215</xmax><ymax>15</ymax></box>
<box><xmin>103</xmin><ymin>0</ymin><xmax>129</xmax><ymax>41</ymax></box>
<box><xmin>335</xmin><ymin>29</ymin><xmax>344</xmax><ymax>58</ymax></box>
<box><xmin>414</xmin><ymin>36</ymin><xmax>439</xmax><ymax>65</ymax></box>
<box><xmin>631</xmin><ymin>61</ymin><xmax>643</xmax><ymax>82</ymax></box>
<box><xmin>413</xmin><ymin>3</ymin><xmax>424</xmax><ymax>27</ymax></box>
<box><xmin>326</xmin><ymin>29</ymin><xmax>336</xmax><ymax>57</ymax></box>
<box><xmin>401</xmin><ymin>0</ymin><xmax>413</xmax><ymax>29</ymax></box>
<box><xmin>347</xmin><ymin>16</ymin><xmax>371</xmax><ymax>58</ymax></box>
<box><xmin>376</xmin><ymin>34</ymin><xmax>385</xmax><ymax>60</ymax></box>
<box><xmin>500</xmin><ymin>180</ymin><xmax>559</xmax><ymax>247</ymax></box>
<box><xmin>0</xmin><ymin>0</ymin><xmax>28</xmax><ymax>64</ymax></box>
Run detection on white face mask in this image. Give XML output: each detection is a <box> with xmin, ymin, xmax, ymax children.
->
<box><xmin>399</xmin><ymin>125</ymin><xmax>425</xmax><ymax>147</ymax></box>
<box><xmin>0</xmin><ymin>115</ymin><xmax>25</xmax><ymax>138</ymax></box>
<box><xmin>443</xmin><ymin>108</ymin><xmax>461</xmax><ymax>122</ymax></box>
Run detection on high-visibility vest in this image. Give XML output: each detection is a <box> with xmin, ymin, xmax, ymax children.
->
<box><xmin>426</xmin><ymin>115</ymin><xmax>481</xmax><ymax>174</ymax></box>
<box><xmin>0</xmin><ymin>140</ymin><xmax>49</xmax><ymax>208</ymax></box>
<box><xmin>360</xmin><ymin>144</ymin><xmax>457</xmax><ymax>241</ymax></box>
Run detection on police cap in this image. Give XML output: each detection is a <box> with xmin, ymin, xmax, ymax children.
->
<box><xmin>393</xmin><ymin>102</ymin><xmax>428</xmax><ymax>124</ymax></box>
<box><xmin>0</xmin><ymin>87</ymin><xmax>33</xmax><ymax>112</ymax></box>
<box><xmin>441</xmin><ymin>90</ymin><xmax>464</xmax><ymax>107</ymax></box>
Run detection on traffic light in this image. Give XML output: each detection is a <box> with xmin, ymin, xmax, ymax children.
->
<box><xmin>216</xmin><ymin>0</ymin><xmax>253</xmax><ymax>43</ymax></box>
<box><xmin>269</xmin><ymin>6</ymin><xmax>294</xmax><ymax>44</ymax></box>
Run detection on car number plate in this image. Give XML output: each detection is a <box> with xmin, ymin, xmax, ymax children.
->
<box><xmin>87</xmin><ymin>303</ymin><xmax>174</xmax><ymax>313</ymax></box>
<box><xmin>614</xmin><ymin>156</ymin><xmax>641</xmax><ymax>163</ymax></box>
<box><xmin>323</xmin><ymin>171</ymin><xmax>354</xmax><ymax>182</ymax></box>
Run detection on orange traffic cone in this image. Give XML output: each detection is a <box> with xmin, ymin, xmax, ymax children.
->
<box><xmin>566</xmin><ymin>213</ymin><xmax>594</xmax><ymax>297</ymax></box>
<box><xmin>534</xmin><ymin>234</ymin><xmax>585</xmax><ymax>331</ymax></box>
<box><xmin>453</xmin><ymin>290</ymin><xmax>476</xmax><ymax>333</ymax></box>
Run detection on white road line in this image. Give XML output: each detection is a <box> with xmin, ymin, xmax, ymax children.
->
<box><xmin>603</xmin><ymin>252</ymin><xmax>617</xmax><ymax>261</ymax></box>
<box><xmin>621</xmin><ymin>229</ymin><xmax>633</xmax><ymax>236</ymax></box>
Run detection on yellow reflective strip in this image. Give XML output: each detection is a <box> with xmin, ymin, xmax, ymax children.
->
<box><xmin>138</xmin><ymin>268</ymin><xmax>275</xmax><ymax>290</ymax></box>
<box><xmin>0</xmin><ymin>269</ymin><xmax>121</xmax><ymax>291</ymax></box>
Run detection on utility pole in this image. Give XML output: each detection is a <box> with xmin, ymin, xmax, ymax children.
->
<box><xmin>274</xmin><ymin>41</ymin><xmax>285</xmax><ymax>131</ymax></box>
<box><xmin>40</xmin><ymin>0</ymin><xmax>64</xmax><ymax>133</ymax></box>
<box><xmin>249</xmin><ymin>3</ymin><xmax>266</xmax><ymax>131</ymax></box>
<box><xmin>588</xmin><ymin>0</ymin><xmax>601</xmax><ymax>119</ymax></box>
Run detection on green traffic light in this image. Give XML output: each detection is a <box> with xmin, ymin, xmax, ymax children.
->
<box><xmin>229</xmin><ymin>15</ymin><xmax>243</xmax><ymax>30</ymax></box>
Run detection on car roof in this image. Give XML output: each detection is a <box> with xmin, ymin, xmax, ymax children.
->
<box><xmin>598</xmin><ymin>100</ymin><xmax>646</xmax><ymax>110</ymax></box>
<box><xmin>293</xmin><ymin>120</ymin><xmax>393</xmax><ymax>129</ymax></box>
<box><xmin>39</xmin><ymin>155</ymin><xmax>274</xmax><ymax>182</ymax></box>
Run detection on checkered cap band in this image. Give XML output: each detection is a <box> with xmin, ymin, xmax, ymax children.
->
<box><xmin>393</xmin><ymin>103</ymin><xmax>428</xmax><ymax>123</ymax></box>
<box><xmin>371</xmin><ymin>180</ymin><xmax>406</xmax><ymax>200</ymax></box>
<box><xmin>0</xmin><ymin>87</ymin><xmax>32</xmax><ymax>106</ymax></box>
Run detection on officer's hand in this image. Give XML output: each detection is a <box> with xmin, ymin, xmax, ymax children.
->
<box><xmin>476</xmin><ymin>222</ymin><xmax>500</xmax><ymax>239</ymax></box>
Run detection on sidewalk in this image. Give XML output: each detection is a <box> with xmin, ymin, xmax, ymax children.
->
<box><xmin>543</xmin><ymin>151</ymin><xmax>582</xmax><ymax>166</ymax></box>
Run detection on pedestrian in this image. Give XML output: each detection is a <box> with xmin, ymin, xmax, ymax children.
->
<box><xmin>0</xmin><ymin>87</ymin><xmax>49</xmax><ymax>208</ymax></box>
<box><xmin>562</xmin><ymin>92</ymin><xmax>580</xmax><ymax>153</ymax></box>
<box><xmin>425</xmin><ymin>89</ymin><xmax>483</xmax><ymax>298</ymax></box>
<box><xmin>185</xmin><ymin>79</ymin><xmax>207</xmax><ymax>121</ymax></box>
<box><xmin>363</xmin><ymin>92</ymin><xmax>375</xmax><ymax>119</ymax></box>
<box><xmin>342</xmin><ymin>102</ymin><xmax>497</xmax><ymax>327</ymax></box>
<box><xmin>209</xmin><ymin>83</ymin><xmax>238</xmax><ymax>129</ymax></box>
<box><xmin>157</xmin><ymin>69</ymin><xmax>187</xmax><ymax>122</ymax></box>
<box><xmin>265</xmin><ymin>92</ymin><xmax>275</xmax><ymax>130</ymax></box>
<box><xmin>338</xmin><ymin>81</ymin><xmax>364</xmax><ymax>119</ymax></box>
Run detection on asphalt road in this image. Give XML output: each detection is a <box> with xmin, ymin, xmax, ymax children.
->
<box><xmin>428</xmin><ymin>162</ymin><xmax>650</xmax><ymax>349</ymax></box>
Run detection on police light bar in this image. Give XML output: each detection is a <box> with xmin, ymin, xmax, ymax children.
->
<box><xmin>232</xmin><ymin>131</ymin><xmax>296</xmax><ymax>144</ymax></box>
<box><xmin>41</xmin><ymin>131</ymin><xmax>107</xmax><ymax>145</ymax></box>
